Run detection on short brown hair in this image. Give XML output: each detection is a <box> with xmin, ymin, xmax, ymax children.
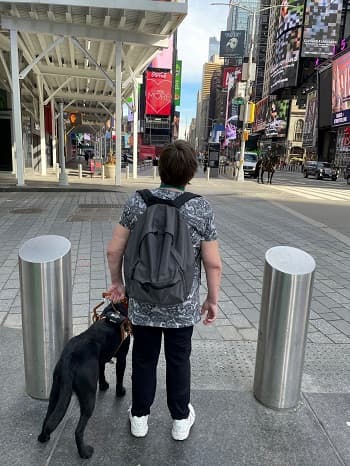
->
<box><xmin>158</xmin><ymin>140</ymin><xmax>198</xmax><ymax>186</ymax></box>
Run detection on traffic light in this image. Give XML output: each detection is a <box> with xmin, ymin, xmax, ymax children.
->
<box><xmin>69</xmin><ymin>112</ymin><xmax>82</xmax><ymax>126</ymax></box>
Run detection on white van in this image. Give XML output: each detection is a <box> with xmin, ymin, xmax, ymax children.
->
<box><xmin>235</xmin><ymin>152</ymin><xmax>258</xmax><ymax>177</ymax></box>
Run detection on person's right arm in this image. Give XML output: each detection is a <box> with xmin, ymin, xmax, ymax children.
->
<box><xmin>200</xmin><ymin>240</ymin><xmax>222</xmax><ymax>325</ymax></box>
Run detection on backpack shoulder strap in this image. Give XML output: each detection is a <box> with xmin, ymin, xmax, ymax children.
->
<box><xmin>137</xmin><ymin>189</ymin><xmax>155</xmax><ymax>206</ymax></box>
<box><xmin>137</xmin><ymin>190</ymin><xmax>201</xmax><ymax>208</ymax></box>
<box><xmin>172</xmin><ymin>192</ymin><xmax>201</xmax><ymax>209</ymax></box>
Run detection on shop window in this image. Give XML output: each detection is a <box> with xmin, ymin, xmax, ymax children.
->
<box><xmin>294</xmin><ymin>119</ymin><xmax>304</xmax><ymax>142</ymax></box>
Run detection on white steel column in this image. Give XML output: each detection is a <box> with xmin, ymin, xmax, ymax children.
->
<box><xmin>37</xmin><ymin>74</ymin><xmax>47</xmax><ymax>175</ymax></box>
<box><xmin>115</xmin><ymin>41</ymin><xmax>122</xmax><ymax>186</ymax></box>
<box><xmin>133</xmin><ymin>79</ymin><xmax>139</xmax><ymax>179</ymax></box>
<box><xmin>51</xmin><ymin>100</ymin><xmax>57</xmax><ymax>167</ymax></box>
<box><xmin>58</xmin><ymin>102</ymin><xmax>69</xmax><ymax>185</ymax></box>
<box><xmin>10</xmin><ymin>29</ymin><xmax>24</xmax><ymax>186</ymax></box>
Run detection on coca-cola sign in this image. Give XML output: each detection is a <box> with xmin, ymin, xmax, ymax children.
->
<box><xmin>145</xmin><ymin>70</ymin><xmax>172</xmax><ymax>116</ymax></box>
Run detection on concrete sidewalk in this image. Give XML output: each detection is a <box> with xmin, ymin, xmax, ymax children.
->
<box><xmin>1</xmin><ymin>172</ymin><xmax>350</xmax><ymax>465</ymax></box>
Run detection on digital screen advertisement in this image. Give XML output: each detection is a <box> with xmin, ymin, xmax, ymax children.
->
<box><xmin>265</xmin><ymin>99</ymin><xmax>290</xmax><ymax>138</ymax></box>
<box><xmin>332</xmin><ymin>52</ymin><xmax>350</xmax><ymax>126</ymax></box>
<box><xmin>303</xmin><ymin>90</ymin><xmax>318</xmax><ymax>147</ymax></box>
<box><xmin>253</xmin><ymin>97</ymin><xmax>269</xmax><ymax>133</ymax></box>
<box><xmin>302</xmin><ymin>0</ymin><xmax>343</xmax><ymax>58</ymax></box>
<box><xmin>145</xmin><ymin>70</ymin><xmax>172</xmax><ymax>116</ymax></box>
<box><xmin>270</xmin><ymin>27</ymin><xmax>302</xmax><ymax>93</ymax></box>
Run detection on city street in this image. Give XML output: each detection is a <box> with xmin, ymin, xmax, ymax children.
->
<box><xmin>0</xmin><ymin>171</ymin><xmax>350</xmax><ymax>464</ymax></box>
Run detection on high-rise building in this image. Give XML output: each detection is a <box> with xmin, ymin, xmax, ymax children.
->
<box><xmin>208</xmin><ymin>36</ymin><xmax>220</xmax><ymax>61</ymax></box>
<box><xmin>227</xmin><ymin>0</ymin><xmax>260</xmax><ymax>55</ymax></box>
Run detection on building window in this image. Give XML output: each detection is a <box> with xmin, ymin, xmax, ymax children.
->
<box><xmin>294</xmin><ymin>119</ymin><xmax>304</xmax><ymax>142</ymax></box>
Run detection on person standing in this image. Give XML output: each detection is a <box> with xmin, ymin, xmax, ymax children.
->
<box><xmin>106</xmin><ymin>140</ymin><xmax>222</xmax><ymax>441</ymax></box>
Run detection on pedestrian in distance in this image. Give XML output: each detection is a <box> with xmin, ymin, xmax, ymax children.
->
<box><xmin>106</xmin><ymin>139</ymin><xmax>222</xmax><ymax>442</ymax></box>
<box><xmin>203</xmin><ymin>155</ymin><xmax>208</xmax><ymax>173</ymax></box>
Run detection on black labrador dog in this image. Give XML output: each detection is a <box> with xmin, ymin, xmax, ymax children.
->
<box><xmin>38</xmin><ymin>302</ymin><xmax>131</xmax><ymax>459</ymax></box>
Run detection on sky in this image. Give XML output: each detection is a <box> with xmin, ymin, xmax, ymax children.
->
<box><xmin>176</xmin><ymin>0</ymin><xmax>227</xmax><ymax>138</ymax></box>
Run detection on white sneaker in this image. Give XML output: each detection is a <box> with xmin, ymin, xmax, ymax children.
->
<box><xmin>171</xmin><ymin>404</ymin><xmax>195</xmax><ymax>441</ymax></box>
<box><xmin>128</xmin><ymin>407</ymin><xmax>149</xmax><ymax>437</ymax></box>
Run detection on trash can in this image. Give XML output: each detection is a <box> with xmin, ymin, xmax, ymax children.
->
<box><xmin>253</xmin><ymin>246</ymin><xmax>316</xmax><ymax>409</ymax></box>
<box><xmin>19</xmin><ymin>235</ymin><xmax>72</xmax><ymax>399</ymax></box>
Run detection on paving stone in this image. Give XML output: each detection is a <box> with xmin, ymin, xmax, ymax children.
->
<box><xmin>311</xmin><ymin>319</ymin><xmax>339</xmax><ymax>335</ymax></box>
<box><xmin>241</xmin><ymin>308</ymin><xmax>261</xmax><ymax>324</ymax></box>
<box><xmin>334</xmin><ymin>308</ymin><xmax>350</xmax><ymax>322</ymax></box>
<box><xmin>238</xmin><ymin>327</ymin><xmax>258</xmax><ymax>341</ymax></box>
<box><xmin>330</xmin><ymin>320</ymin><xmax>350</xmax><ymax>336</ymax></box>
<box><xmin>328</xmin><ymin>333</ymin><xmax>350</xmax><ymax>344</ymax></box>
<box><xmin>228</xmin><ymin>314</ymin><xmax>252</xmax><ymax>329</ymax></box>
<box><xmin>216</xmin><ymin>325</ymin><xmax>242</xmax><ymax>340</ymax></box>
<box><xmin>3</xmin><ymin>313</ymin><xmax>22</xmax><ymax>328</ymax></box>
<box><xmin>195</xmin><ymin>323</ymin><xmax>223</xmax><ymax>340</ymax></box>
<box><xmin>307</xmin><ymin>332</ymin><xmax>333</xmax><ymax>343</ymax></box>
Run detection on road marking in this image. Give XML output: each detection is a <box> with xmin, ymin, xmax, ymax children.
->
<box><xmin>269</xmin><ymin>184</ymin><xmax>350</xmax><ymax>201</ymax></box>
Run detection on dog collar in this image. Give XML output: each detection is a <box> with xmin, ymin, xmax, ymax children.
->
<box><xmin>106</xmin><ymin>311</ymin><xmax>125</xmax><ymax>325</ymax></box>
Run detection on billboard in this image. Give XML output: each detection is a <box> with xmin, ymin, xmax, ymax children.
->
<box><xmin>253</xmin><ymin>97</ymin><xmax>269</xmax><ymax>133</ymax></box>
<box><xmin>332</xmin><ymin>52</ymin><xmax>350</xmax><ymax>126</ymax></box>
<box><xmin>151</xmin><ymin>35</ymin><xmax>173</xmax><ymax>69</ymax></box>
<box><xmin>276</xmin><ymin>0</ymin><xmax>304</xmax><ymax>38</ymax></box>
<box><xmin>302</xmin><ymin>0</ymin><xmax>343</xmax><ymax>58</ymax></box>
<box><xmin>145</xmin><ymin>70</ymin><xmax>172</xmax><ymax>116</ymax></box>
<box><xmin>174</xmin><ymin>60</ymin><xmax>182</xmax><ymax>106</ymax></box>
<box><xmin>303</xmin><ymin>90</ymin><xmax>318</xmax><ymax>148</ymax></box>
<box><xmin>265</xmin><ymin>99</ymin><xmax>290</xmax><ymax>138</ymax></box>
<box><xmin>270</xmin><ymin>27</ymin><xmax>302</xmax><ymax>93</ymax></box>
<box><xmin>219</xmin><ymin>30</ymin><xmax>245</xmax><ymax>58</ymax></box>
<box><xmin>222</xmin><ymin>66</ymin><xmax>241</xmax><ymax>88</ymax></box>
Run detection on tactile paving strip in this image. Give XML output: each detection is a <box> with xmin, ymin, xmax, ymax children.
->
<box><xmin>104</xmin><ymin>341</ymin><xmax>350</xmax><ymax>394</ymax></box>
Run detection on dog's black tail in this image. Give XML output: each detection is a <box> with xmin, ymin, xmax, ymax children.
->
<box><xmin>38</xmin><ymin>357</ymin><xmax>74</xmax><ymax>442</ymax></box>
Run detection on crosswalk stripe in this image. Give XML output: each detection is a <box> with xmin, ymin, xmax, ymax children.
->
<box><xmin>269</xmin><ymin>184</ymin><xmax>350</xmax><ymax>201</ymax></box>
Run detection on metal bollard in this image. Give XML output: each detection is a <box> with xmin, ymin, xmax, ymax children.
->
<box><xmin>78</xmin><ymin>163</ymin><xmax>82</xmax><ymax>179</ymax></box>
<box><xmin>153</xmin><ymin>166</ymin><xmax>157</xmax><ymax>180</ymax></box>
<box><xmin>126</xmin><ymin>165</ymin><xmax>129</xmax><ymax>180</ymax></box>
<box><xmin>253</xmin><ymin>246</ymin><xmax>316</xmax><ymax>409</ymax></box>
<box><xmin>18</xmin><ymin>235</ymin><xmax>72</xmax><ymax>399</ymax></box>
<box><xmin>207</xmin><ymin>167</ymin><xmax>210</xmax><ymax>181</ymax></box>
<box><xmin>102</xmin><ymin>165</ymin><xmax>105</xmax><ymax>180</ymax></box>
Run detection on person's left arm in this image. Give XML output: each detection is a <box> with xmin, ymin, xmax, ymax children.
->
<box><xmin>106</xmin><ymin>223</ymin><xmax>130</xmax><ymax>302</ymax></box>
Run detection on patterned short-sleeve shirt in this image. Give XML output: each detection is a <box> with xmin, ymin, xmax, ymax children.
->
<box><xmin>119</xmin><ymin>188</ymin><xmax>217</xmax><ymax>328</ymax></box>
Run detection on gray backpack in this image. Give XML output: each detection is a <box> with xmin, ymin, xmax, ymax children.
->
<box><xmin>124</xmin><ymin>189</ymin><xmax>201</xmax><ymax>305</ymax></box>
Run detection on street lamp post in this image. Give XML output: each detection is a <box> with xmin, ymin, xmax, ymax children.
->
<box><xmin>211</xmin><ymin>1</ymin><xmax>285</xmax><ymax>182</ymax></box>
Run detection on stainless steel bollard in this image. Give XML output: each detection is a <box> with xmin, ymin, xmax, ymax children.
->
<box><xmin>18</xmin><ymin>235</ymin><xmax>72</xmax><ymax>399</ymax></box>
<box><xmin>253</xmin><ymin>246</ymin><xmax>316</xmax><ymax>409</ymax></box>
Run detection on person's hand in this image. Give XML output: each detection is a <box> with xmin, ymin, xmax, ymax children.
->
<box><xmin>108</xmin><ymin>282</ymin><xmax>125</xmax><ymax>303</ymax></box>
<box><xmin>201</xmin><ymin>298</ymin><xmax>218</xmax><ymax>325</ymax></box>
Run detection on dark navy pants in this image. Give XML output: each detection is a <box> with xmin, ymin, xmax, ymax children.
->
<box><xmin>131</xmin><ymin>325</ymin><xmax>193</xmax><ymax>420</ymax></box>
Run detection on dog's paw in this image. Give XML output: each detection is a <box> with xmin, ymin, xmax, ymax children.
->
<box><xmin>38</xmin><ymin>432</ymin><xmax>50</xmax><ymax>443</ymax></box>
<box><xmin>79</xmin><ymin>445</ymin><xmax>94</xmax><ymax>459</ymax></box>
<box><xmin>116</xmin><ymin>385</ymin><xmax>126</xmax><ymax>397</ymax></box>
<box><xmin>99</xmin><ymin>381</ymin><xmax>109</xmax><ymax>391</ymax></box>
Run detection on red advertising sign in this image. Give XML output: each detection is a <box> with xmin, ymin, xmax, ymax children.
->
<box><xmin>145</xmin><ymin>70</ymin><xmax>172</xmax><ymax>116</ymax></box>
<box><xmin>222</xmin><ymin>66</ymin><xmax>242</xmax><ymax>88</ymax></box>
<box><xmin>139</xmin><ymin>144</ymin><xmax>156</xmax><ymax>161</ymax></box>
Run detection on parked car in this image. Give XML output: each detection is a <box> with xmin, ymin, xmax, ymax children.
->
<box><xmin>235</xmin><ymin>151</ymin><xmax>258</xmax><ymax>177</ymax></box>
<box><xmin>303</xmin><ymin>161</ymin><xmax>338</xmax><ymax>181</ymax></box>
